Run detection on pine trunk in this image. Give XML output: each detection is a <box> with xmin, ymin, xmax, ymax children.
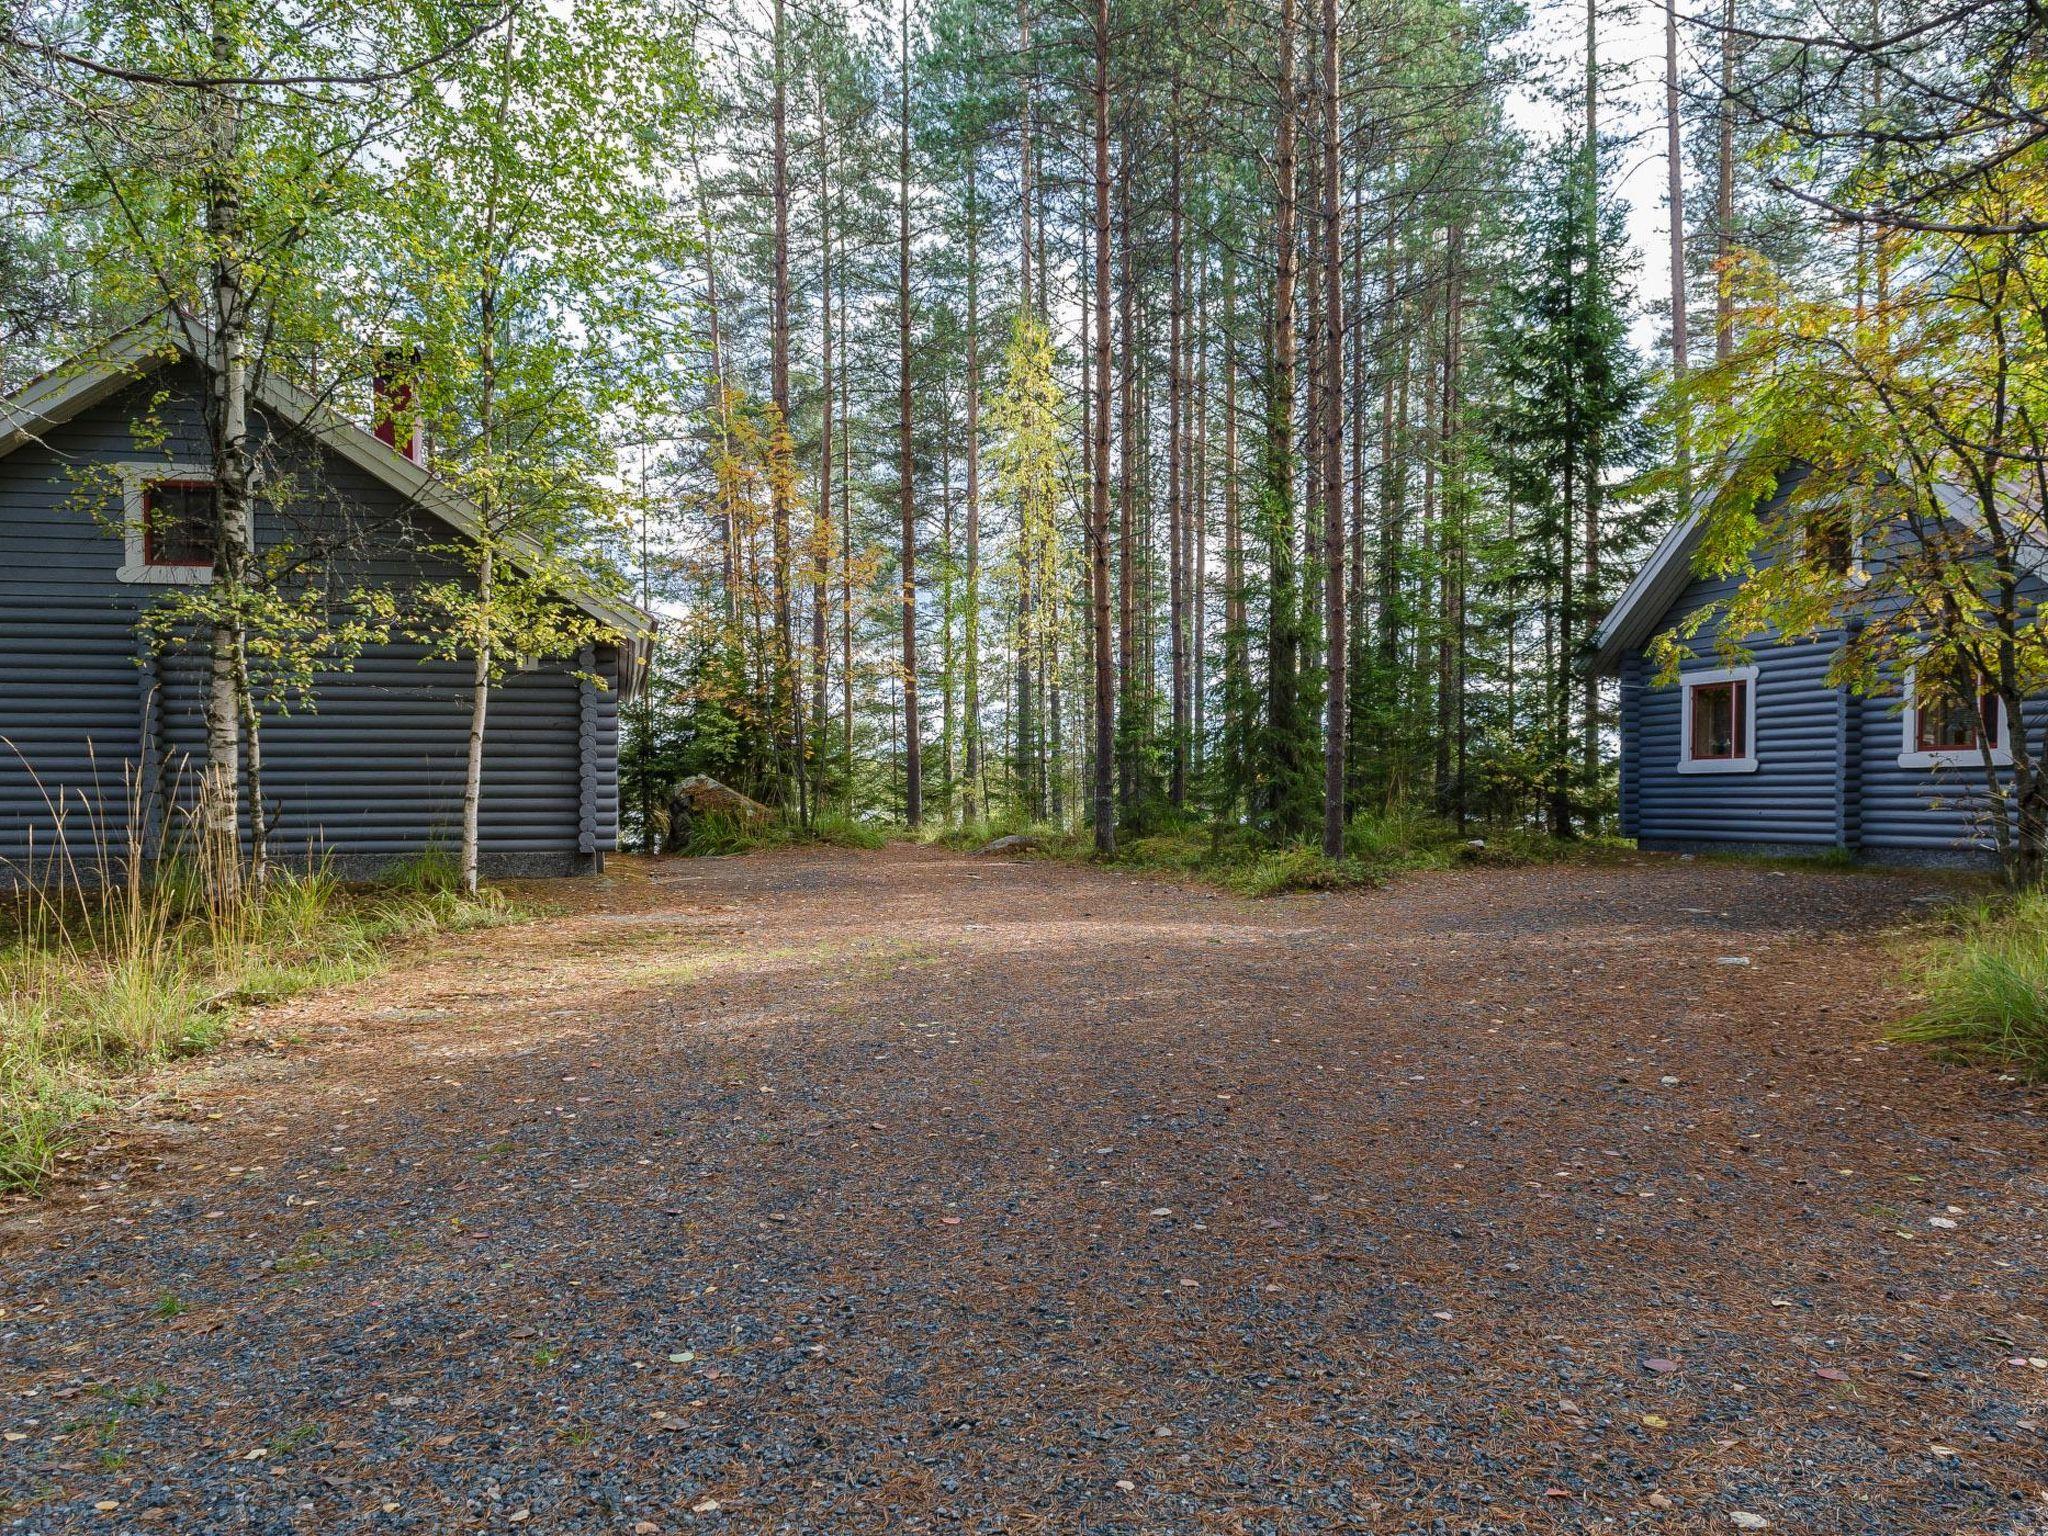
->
<box><xmin>897</xmin><ymin>0</ymin><xmax>923</xmax><ymax>827</ymax></box>
<box><xmin>1167</xmin><ymin>106</ymin><xmax>1188</xmax><ymax>810</ymax></box>
<box><xmin>1717</xmin><ymin>0</ymin><xmax>1736</xmax><ymax>361</ymax></box>
<box><xmin>1115</xmin><ymin>121</ymin><xmax>1137</xmax><ymax>815</ymax></box>
<box><xmin>813</xmin><ymin>78</ymin><xmax>834</xmax><ymax>802</ymax></box>
<box><xmin>1263</xmin><ymin>0</ymin><xmax>1302</xmax><ymax>838</ymax></box>
<box><xmin>1319</xmin><ymin>0</ymin><xmax>1345</xmax><ymax>858</ymax></box>
<box><xmin>771</xmin><ymin>0</ymin><xmax>797</xmax><ymax>810</ymax></box>
<box><xmin>963</xmin><ymin>158</ymin><xmax>983</xmax><ymax>826</ymax></box>
<box><xmin>1090</xmin><ymin>0</ymin><xmax>1116</xmax><ymax>854</ymax></box>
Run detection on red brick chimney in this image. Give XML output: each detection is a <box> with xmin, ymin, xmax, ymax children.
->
<box><xmin>372</xmin><ymin>346</ymin><xmax>427</xmax><ymax>467</ymax></box>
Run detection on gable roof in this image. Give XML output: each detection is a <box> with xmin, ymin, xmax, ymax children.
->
<box><xmin>1590</xmin><ymin>458</ymin><xmax>2048</xmax><ymax>678</ymax></box>
<box><xmin>1589</xmin><ymin>461</ymin><xmax>1812</xmax><ymax>677</ymax></box>
<box><xmin>0</xmin><ymin>318</ymin><xmax>655</xmax><ymax>694</ymax></box>
<box><xmin>1588</xmin><ymin>510</ymin><xmax>1708</xmax><ymax>676</ymax></box>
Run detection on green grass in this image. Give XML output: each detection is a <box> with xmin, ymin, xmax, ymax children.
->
<box><xmin>0</xmin><ymin>863</ymin><xmax>522</xmax><ymax>1193</ymax></box>
<box><xmin>1893</xmin><ymin>891</ymin><xmax>2048</xmax><ymax>1079</ymax></box>
<box><xmin>668</xmin><ymin>806</ymin><xmax>889</xmax><ymax>857</ymax></box>
<box><xmin>922</xmin><ymin>804</ymin><xmax>1621</xmax><ymax>897</ymax></box>
<box><xmin>380</xmin><ymin>846</ymin><xmax>464</xmax><ymax>894</ymax></box>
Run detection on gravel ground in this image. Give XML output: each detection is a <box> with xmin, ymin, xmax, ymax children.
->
<box><xmin>2</xmin><ymin>846</ymin><xmax>2045</xmax><ymax>1536</ymax></box>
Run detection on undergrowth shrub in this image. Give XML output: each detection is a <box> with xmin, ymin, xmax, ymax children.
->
<box><xmin>809</xmin><ymin>811</ymin><xmax>889</xmax><ymax>850</ymax></box>
<box><xmin>926</xmin><ymin>803</ymin><xmax>1627</xmax><ymax>895</ymax></box>
<box><xmin>668</xmin><ymin>807</ymin><xmax>890</xmax><ymax>856</ymax></box>
<box><xmin>668</xmin><ymin>809</ymin><xmax>796</xmax><ymax>857</ymax></box>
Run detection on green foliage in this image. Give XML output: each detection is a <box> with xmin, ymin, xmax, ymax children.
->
<box><xmin>1895</xmin><ymin>894</ymin><xmax>2048</xmax><ymax>1080</ymax></box>
<box><xmin>377</xmin><ymin>0</ymin><xmax>699</xmax><ymax>666</ymax></box>
<box><xmin>1483</xmin><ymin>137</ymin><xmax>1659</xmax><ymax>834</ymax></box>
<box><xmin>652</xmin><ymin>620</ymin><xmax>782</xmax><ymax>808</ymax></box>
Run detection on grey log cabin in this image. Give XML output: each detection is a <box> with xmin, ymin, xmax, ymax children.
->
<box><xmin>1591</xmin><ymin>476</ymin><xmax>2040</xmax><ymax>865</ymax></box>
<box><xmin>0</xmin><ymin>323</ymin><xmax>654</xmax><ymax>881</ymax></box>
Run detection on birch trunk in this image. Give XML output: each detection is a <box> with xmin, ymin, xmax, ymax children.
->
<box><xmin>200</xmin><ymin>9</ymin><xmax>252</xmax><ymax>901</ymax></box>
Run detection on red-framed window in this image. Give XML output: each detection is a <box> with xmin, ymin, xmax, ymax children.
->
<box><xmin>1805</xmin><ymin>511</ymin><xmax>1855</xmax><ymax>576</ymax></box>
<box><xmin>142</xmin><ymin>479</ymin><xmax>216</xmax><ymax>569</ymax></box>
<box><xmin>1688</xmin><ymin>678</ymin><xmax>1748</xmax><ymax>761</ymax></box>
<box><xmin>1915</xmin><ymin>665</ymin><xmax>1998</xmax><ymax>754</ymax></box>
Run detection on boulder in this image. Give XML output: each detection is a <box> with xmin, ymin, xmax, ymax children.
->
<box><xmin>666</xmin><ymin>775</ymin><xmax>772</xmax><ymax>837</ymax></box>
<box><xmin>972</xmin><ymin>833</ymin><xmax>1043</xmax><ymax>856</ymax></box>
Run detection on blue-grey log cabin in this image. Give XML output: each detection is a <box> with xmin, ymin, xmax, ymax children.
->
<box><xmin>1592</xmin><ymin>471</ymin><xmax>2038</xmax><ymax>865</ymax></box>
<box><xmin>0</xmin><ymin>322</ymin><xmax>653</xmax><ymax>881</ymax></box>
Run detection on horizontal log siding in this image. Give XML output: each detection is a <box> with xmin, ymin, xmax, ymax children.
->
<box><xmin>1852</xmin><ymin>686</ymin><xmax>2048</xmax><ymax>853</ymax></box>
<box><xmin>1619</xmin><ymin>547</ymin><xmax>2048</xmax><ymax>860</ymax></box>
<box><xmin>1</xmin><ymin>364</ymin><xmax>625</xmax><ymax>876</ymax></box>
<box><xmin>1618</xmin><ymin>653</ymin><xmax>1642</xmax><ymax>838</ymax></box>
<box><xmin>1629</xmin><ymin>570</ymin><xmax>1843</xmax><ymax>846</ymax></box>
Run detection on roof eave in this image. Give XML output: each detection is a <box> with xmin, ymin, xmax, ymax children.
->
<box><xmin>1590</xmin><ymin>512</ymin><xmax>1703</xmax><ymax>675</ymax></box>
<box><xmin>1</xmin><ymin>319</ymin><xmax>658</xmax><ymax>658</ymax></box>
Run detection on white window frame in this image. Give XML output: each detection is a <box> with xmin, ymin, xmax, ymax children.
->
<box><xmin>114</xmin><ymin>462</ymin><xmax>250</xmax><ymax>585</ymax></box>
<box><xmin>1899</xmin><ymin>665</ymin><xmax>2012</xmax><ymax>769</ymax></box>
<box><xmin>1677</xmin><ymin>664</ymin><xmax>1760</xmax><ymax>775</ymax></box>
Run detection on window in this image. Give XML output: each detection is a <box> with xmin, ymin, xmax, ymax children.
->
<box><xmin>141</xmin><ymin>479</ymin><xmax>215</xmax><ymax>569</ymax></box>
<box><xmin>1805</xmin><ymin>509</ymin><xmax>1858</xmax><ymax>578</ymax></box>
<box><xmin>1677</xmin><ymin>665</ymin><xmax>1759</xmax><ymax>775</ymax></box>
<box><xmin>1901</xmin><ymin>662</ymin><xmax>2011</xmax><ymax>769</ymax></box>
<box><xmin>117</xmin><ymin>461</ymin><xmax>232</xmax><ymax>585</ymax></box>
<box><xmin>1692</xmin><ymin>681</ymin><xmax>1746</xmax><ymax>758</ymax></box>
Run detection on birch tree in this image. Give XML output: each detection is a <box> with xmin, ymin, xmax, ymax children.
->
<box><xmin>383</xmin><ymin>0</ymin><xmax>696</xmax><ymax>892</ymax></box>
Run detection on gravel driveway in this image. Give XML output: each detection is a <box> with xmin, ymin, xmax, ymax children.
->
<box><xmin>2</xmin><ymin>847</ymin><xmax>2044</xmax><ymax>1535</ymax></box>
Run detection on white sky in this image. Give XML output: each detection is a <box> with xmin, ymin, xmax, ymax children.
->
<box><xmin>1510</xmin><ymin>0</ymin><xmax>1683</xmax><ymax>354</ymax></box>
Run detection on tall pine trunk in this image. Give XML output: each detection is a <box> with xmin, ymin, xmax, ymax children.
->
<box><xmin>1221</xmin><ymin>255</ymin><xmax>1247</xmax><ymax>814</ymax></box>
<box><xmin>1167</xmin><ymin>103</ymin><xmax>1188</xmax><ymax>810</ymax></box>
<box><xmin>963</xmin><ymin>156</ymin><xmax>983</xmax><ymax>826</ymax></box>
<box><xmin>1261</xmin><ymin>0</ymin><xmax>1304</xmax><ymax>839</ymax></box>
<box><xmin>813</xmin><ymin>77</ymin><xmax>834</xmax><ymax>806</ymax></box>
<box><xmin>1089</xmin><ymin>0</ymin><xmax>1116</xmax><ymax>854</ymax></box>
<box><xmin>897</xmin><ymin>0</ymin><xmax>923</xmax><ymax>827</ymax></box>
<box><xmin>771</xmin><ymin>0</ymin><xmax>797</xmax><ymax>813</ymax></box>
<box><xmin>1581</xmin><ymin>0</ymin><xmax>1602</xmax><ymax>818</ymax></box>
<box><xmin>1318</xmin><ymin>0</ymin><xmax>1345</xmax><ymax>859</ymax></box>
<box><xmin>1665</xmin><ymin>0</ymin><xmax>1688</xmax><ymax>399</ymax></box>
<box><xmin>1716</xmin><ymin>0</ymin><xmax>1736</xmax><ymax>361</ymax></box>
<box><xmin>1115</xmin><ymin>121</ymin><xmax>1137</xmax><ymax>815</ymax></box>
